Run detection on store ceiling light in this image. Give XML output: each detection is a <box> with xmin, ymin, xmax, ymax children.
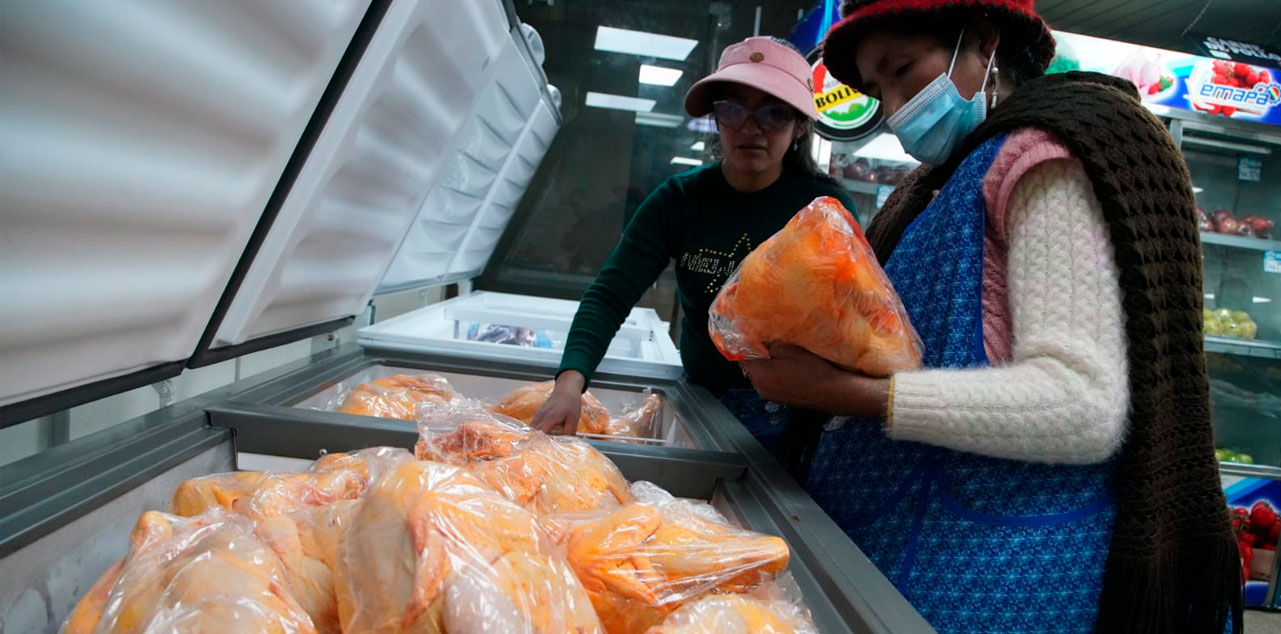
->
<box><xmin>595</xmin><ymin>26</ymin><xmax>698</xmax><ymax>61</ymax></box>
<box><xmin>635</xmin><ymin>112</ymin><xmax>683</xmax><ymax>128</ymax></box>
<box><xmin>852</xmin><ymin>132</ymin><xmax>918</xmax><ymax>164</ymax></box>
<box><xmin>690</xmin><ymin>141</ymin><xmax>705</xmax><ymax>151</ymax></box>
<box><xmin>1253</xmin><ymin>296</ymin><xmax>1272</xmax><ymax>304</ymax></box>
<box><xmin>1204</xmin><ymin>293</ymin><xmax>1215</xmax><ymax>300</ymax></box>
<box><xmin>639</xmin><ymin>64</ymin><xmax>683</xmax><ymax>86</ymax></box>
<box><xmin>1193</xmin><ymin>186</ymin><xmax>1204</xmax><ymax>193</ymax></box>
<box><xmin>586</xmin><ymin>91</ymin><xmax>655</xmax><ymax>112</ymax></box>
<box><xmin>671</xmin><ymin>156</ymin><xmax>703</xmax><ymax>166</ymax></box>
<box><xmin>687</xmin><ymin>116</ymin><xmax>716</xmax><ymax>134</ymax></box>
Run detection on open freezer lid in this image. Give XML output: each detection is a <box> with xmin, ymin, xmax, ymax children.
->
<box><xmin>193</xmin><ymin>0</ymin><xmax>560</xmax><ymax>365</ymax></box>
<box><xmin>0</xmin><ymin>0</ymin><xmax>375</xmax><ymax>423</ymax></box>
<box><xmin>358</xmin><ymin>291</ymin><xmax>684</xmax><ymax>379</ymax></box>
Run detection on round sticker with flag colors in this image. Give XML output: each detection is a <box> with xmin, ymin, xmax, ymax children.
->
<box><xmin>808</xmin><ymin>48</ymin><xmax>882</xmax><ymax>140</ymax></box>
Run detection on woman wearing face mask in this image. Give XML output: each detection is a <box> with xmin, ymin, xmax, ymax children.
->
<box><xmin>736</xmin><ymin>1</ymin><xmax>1242</xmax><ymax>633</ymax></box>
<box><xmin>531</xmin><ymin>37</ymin><xmax>856</xmax><ymax>458</ymax></box>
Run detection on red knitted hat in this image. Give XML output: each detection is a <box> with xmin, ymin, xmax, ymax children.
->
<box><xmin>822</xmin><ymin>0</ymin><xmax>1055</xmax><ymax>89</ymax></box>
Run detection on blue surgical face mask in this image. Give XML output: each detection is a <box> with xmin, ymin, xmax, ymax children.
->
<box><xmin>886</xmin><ymin>30</ymin><xmax>997</xmax><ymax>165</ymax></box>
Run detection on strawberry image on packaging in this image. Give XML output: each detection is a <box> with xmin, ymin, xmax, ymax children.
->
<box><xmin>1187</xmin><ymin>59</ymin><xmax>1281</xmax><ymax>118</ymax></box>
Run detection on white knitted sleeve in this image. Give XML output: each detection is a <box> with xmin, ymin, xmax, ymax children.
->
<box><xmin>886</xmin><ymin>158</ymin><xmax>1129</xmax><ymax>464</ymax></box>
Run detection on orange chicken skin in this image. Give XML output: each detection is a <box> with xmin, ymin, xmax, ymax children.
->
<box><xmin>170</xmin><ymin>447</ymin><xmax>412</xmax><ymax>520</ymax></box>
<box><xmin>643</xmin><ymin>592</ymin><xmax>817</xmax><ymax>634</ymax></box>
<box><xmin>82</xmin><ymin>510</ymin><xmax>315</xmax><ymax>634</ymax></box>
<box><xmin>61</xmin><ymin>558</ymin><xmax>124</xmax><ymax>634</ymax></box>
<box><xmin>708</xmin><ymin>196</ymin><xmax>922</xmax><ymax>377</ymax></box>
<box><xmin>415</xmin><ymin>406</ymin><xmax>633</xmax><ymax>515</ymax></box>
<box><xmin>564</xmin><ymin>501</ymin><xmax>790</xmax><ymax>634</ymax></box>
<box><xmin>336</xmin><ymin>374</ymin><xmax>461</xmax><ymax>420</ymax></box>
<box><xmin>256</xmin><ymin>501</ymin><xmax>357</xmax><ymax>634</ymax></box>
<box><xmin>487</xmin><ymin>381</ymin><xmax>613</xmax><ymax>435</ymax></box>
<box><xmin>333</xmin><ymin>461</ymin><xmax>602</xmax><ymax>634</ymax></box>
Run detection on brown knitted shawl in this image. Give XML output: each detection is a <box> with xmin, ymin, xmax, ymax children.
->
<box><xmin>867</xmin><ymin>71</ymin><xmax>1242</xmax><ymax>634</ymax></box>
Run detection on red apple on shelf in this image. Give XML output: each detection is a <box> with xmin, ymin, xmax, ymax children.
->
<box><xmin>1217</xmin><ymin>217</ymin><xmax>1241</xmax><ymax>234</ymax></box>
<box><xmin>1200</xmin><ymin>219</ymin><xmax>1216</xmax><ymax>232</ymax></box>
<box><xmin>1212</xmin><ymin>209</ymin><xmax>1235</xmax><ymax>225</ymax></box>
<box><xmin>1235</xmin><ymin>224</ymin><xmax>1257</xmax><ymax>238</ymax></box>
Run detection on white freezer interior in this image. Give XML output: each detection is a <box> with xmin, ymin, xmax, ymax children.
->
<box><xmin>358</xmin><ymin>291</ymin><xmax>684</xmax><ymax>379</ymax></box>
<box><xmin>0</xmin><ymin>0</ymin><xmax>370</xmax><ymax>407</ymax></box>
<box><xmin>211</xmin><ymin>0</ymin><xmax>517</xmax><ymax>348</ymax></box>
<box><xmin>289</xmin><ymin>364</ymin><xmax>699</xmax><ymax>448</ymax></box>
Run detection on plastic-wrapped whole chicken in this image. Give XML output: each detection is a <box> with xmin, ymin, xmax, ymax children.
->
<box><xmin>558</xmin><ymin>487</ymin><xmax>790</xmax><ymax>634</ymax></box>
<box><xmin>332</xmin><ymin>460</ymin><xmax>603</xmax><ymax>633</ymax></box>
<box><xmin>487</xmin><ymin>381</ymin><xmax>612</xmax><ymax>435</ymax></box>
<box><xmin>170</xmin><ymin>447</ymin><xmax>413</xmax><ymax>520</ymax></box>
<box><xmin>416</xmin><ymin>401</ymin><xmax>634</xmax><ymax>516</ymax></box>
<box><xmin>708</xmin><ymin>196</ymin><xmax>923</xmax><ymax>376</ymax></box>
<box><xmin>598</xmin><ymin>390</ymin><xmax>662</xmax><ymax>441</ymax></box>
<box><xmin>333</xmin><ymin>373</ymin><xmax>461</xmax><ymax>420</ymax></box>
<box><xmin>255</xmin><ymin>501</ymin><xmax>357</xmax><ymax>634</ymax></box>
<box><xmin>62</xmin><ymin>509</ymin><xmax>315</xmax><ymax>634</ymax></box>
<box><xmin>644</xmin><ymin>575</ymin><xmax>817</xmax><ymax>634</ymax></box>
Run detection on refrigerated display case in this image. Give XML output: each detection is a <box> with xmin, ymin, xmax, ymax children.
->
<box><xmin>0</xmin><ymin>1</ymin><xmax>937</xmax><ymax>631</ymax></box>
<box><xmin>1172</xmin><ymin>111</ymin><xmax>1281</xmax><ymax>610</ymax></box>
<box><xmin>358</xmin><ymin>290</ymin><xmax>684</xmax><ymax>381</ymax></box>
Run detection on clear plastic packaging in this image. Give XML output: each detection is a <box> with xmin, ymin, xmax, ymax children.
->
<box><xmin>486</xmin><ymin>381</ymin><xmax>612</xmax><ymax>435</ymax></box>
<box><xmin>708</xmin><ymin>196</ymin><xmax>923</xmax><ymax>377</ymax></box>
<box><xmin>255</xmin><ymin>501</ymin><xmax>357</xmax><ymax>634</ymax></box>
<box><xmin>466</xmin><ymin>323</ymin><xmax>554</xmax><ymax>348</ymax></box>
<box><xmin>67</xmin><ymin>509</ymin><xmax>315</xmax><ymax>634</ymax></box>
<box><xmin>557</xmin><ymin>487</ymin><xmax>791</xmax><ymax>634</ymax></box>
<box><xmin>643</xmin><ymin>574</ymin><xmax>818</xmax><ymax>634</ymax></box>
<box><xmin>333</xmin><ymin>460</ymin><xmax>603</xmax><ymax>633</ymax></box>
<box><xmin>330</xmin><ymin>373</ymin><xmax>461</xmax><ymax>420</ymax></box>
<box><xmin>170</xmin><ymin>447</ymin><xmax>413</xmax><ymax>520</ymax></box>
<box><xmin>596</xmin><ymin>390</ymin><xmax>662</xmax><ymax>440</ymax></box>
<box><xmin>415</xmin><ymin>401</ymin><xmax>633</xmax><ymax>515</ymax></box>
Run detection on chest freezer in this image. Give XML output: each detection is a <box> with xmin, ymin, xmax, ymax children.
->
<box><xmin>359</xmin><ymin>291</ymin><xmax>684</xmax><ymax>380</ymax></box>
<box><xmin>0</xmin><ymin>374</ymin><xmax>934</xmax><ymax>634</ymax></box>
<box><xmin>210</xmin><ymin>345</ymin><xmax>717</xmax><ymax>450</ymax></box>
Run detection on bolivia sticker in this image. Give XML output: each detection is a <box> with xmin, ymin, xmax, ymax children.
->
<box><xmin>807</xmin><ymin>48</ymin><xmax>882</xmax><ymax>141</ymax></box>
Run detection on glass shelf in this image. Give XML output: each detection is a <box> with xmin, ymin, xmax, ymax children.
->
<box><xmin>1205</xmin><ymin>336</ymin><xmax>1281</xmax><ymax>360</ymax></box>
<box><xmin>1201</xmin><ymin>232</ymin><xmax>1281</xmax><ymax>252</ymax></box>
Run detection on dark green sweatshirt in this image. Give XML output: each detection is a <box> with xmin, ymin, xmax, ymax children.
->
<box><xmin>558</xmin><ymin>162</ymin><xmax>857</xmax><ymax>393</ymax></box>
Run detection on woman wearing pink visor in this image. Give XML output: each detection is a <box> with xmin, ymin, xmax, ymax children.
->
<box><xmin>534</xmin><ymin>37</ymin><xmax>855</xmax><ymax>460</ymax></box>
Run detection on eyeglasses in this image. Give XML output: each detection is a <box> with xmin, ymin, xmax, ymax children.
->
<box><xmin>711</xmin><ymin>100</ymin><xmax>796</xmax><ymax>134</ymax></box>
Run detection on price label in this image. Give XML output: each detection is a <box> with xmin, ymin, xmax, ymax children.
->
<box><xmin>1239</xmin><ymin>157</ymin><xmax>1262</xmax><ymax>182</ymax></box>
<box><xmin>876</xmin><ymin>185</ymin><xmax>893</xmax><ymax>209</ymax></box>
<box><xmin>1265</xmin><ymin>250</ymin><xmax>1281</xmax><ymax>274</ymax></box>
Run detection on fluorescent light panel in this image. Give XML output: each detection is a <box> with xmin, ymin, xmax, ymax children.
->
<box><xmin>690</xmin><ymin>141</ymin><xmax>705</xmax><ymax>151</ymax></box>
<box><xmin>671</xmin><ymin>156</ymin><xmax>703</xmax><ymax>166</ymax></box>
<box><xmin>635</xmin><ymin>112</ymin><xmax>683</xmax><ymax>128</ymax></box>
<box><xmin>639</xmin><ymin>64</ymin><xmax>683</xmax><ymax>86</ymax></box>
<box><xmin>586</xmin><ymin>91</ymin><xmax>655</xmax><ymax>112</ymax></box>
<box><xmin>1253</xmin><ymin>296</ymin><xmax>1272</xmax><ymax>304</ymax></box>
<box><xmin>595</xmin><ymin>26</ymin><xmax>697</xmax><ymax>61</ymax></box>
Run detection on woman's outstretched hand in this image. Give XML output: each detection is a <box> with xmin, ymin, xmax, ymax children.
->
<box><xmin>531</xmin><ymin>370</ymin><xmax>586</xmax><ymax>435</ymax></box>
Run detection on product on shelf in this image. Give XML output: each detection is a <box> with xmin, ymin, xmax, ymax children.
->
<box><xmin>1203</xmin><ymin>308</ymin><xmax>1258</xmax><ymax>340</ymax></box>
<box><xmin>1232</xmin><ymin>500</ymin><xmax>1279</xmax><ymax>584</ymax></box>
<box><xmin>1203</xmin><ymin>209</ymin><xmax>1274</xmax><ymax>240</ymax></box>
<box><xmin>1216</xmin><ymin>448</ymin><xmax>1255</xmax><ymax>464</ymax></box>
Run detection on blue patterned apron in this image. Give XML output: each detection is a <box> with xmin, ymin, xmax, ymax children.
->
<box><xmin>806</xmin><ymin>136</ymin><xmax>1118</xmax><ymax>634</ymax></box>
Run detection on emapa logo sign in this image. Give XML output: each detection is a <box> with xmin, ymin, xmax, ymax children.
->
<box><xmin>807</xmin><ymin>48</ymin><xmax>881</xmax><ymax>141</ymax></box>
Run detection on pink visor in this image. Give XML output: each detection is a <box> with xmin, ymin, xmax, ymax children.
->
<box><xmin>684</xmin><ymin>37</ymin><xmax>819</xmax><ymax>120</ymax></box>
